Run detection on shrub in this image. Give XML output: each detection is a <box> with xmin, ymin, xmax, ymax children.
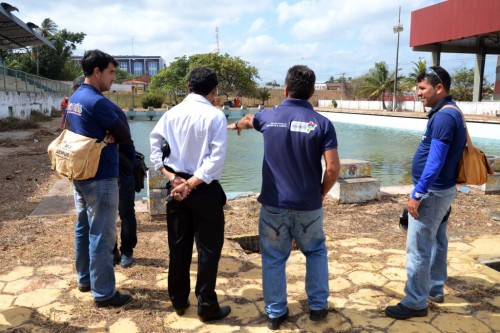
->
<box><xmin>0</xmin><ymin>117</ymin><xmax>39</xmax><ymax>131</ymax></box>
<box><xmin>30</xmin><ymin>111</ymin><xmax>52</xmax><ymax>122</ymax></box>
<box><xmin>141</xmin><ymin>92</ymin><xmax>165</xmax><ymax>109</ymax></box>
<box><xmin>331</xmin><ymin>99</ymin><xmax>338</xmax><ymax>108</ymax></box>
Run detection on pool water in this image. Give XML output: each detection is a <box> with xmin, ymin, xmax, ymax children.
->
<box><xmin>130</xmin><ymin>117</ymin><xmax>500</xmax><ymax>194</ymax></box>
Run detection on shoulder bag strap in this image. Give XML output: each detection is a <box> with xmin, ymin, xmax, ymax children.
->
<box><xmin>441</xmin><ymin>104</ymin><xmax>472</xmax><ymax>149</ymax></box>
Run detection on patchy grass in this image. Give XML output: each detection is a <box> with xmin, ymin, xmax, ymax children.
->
<box><xmin>0</xmin><ymin>116</ymin><xmax>39</xmax><ymax>131</ymax></box>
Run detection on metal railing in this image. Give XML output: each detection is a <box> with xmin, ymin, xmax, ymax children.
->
<box><xmin>0</xmin><ymin>64</ymin><xmax>71</xmax><ymax>94</ymax></box>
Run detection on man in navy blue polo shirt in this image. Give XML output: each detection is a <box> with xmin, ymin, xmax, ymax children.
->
<box><xmin>228</xmin><ymin>65</ymin><xmax>340</xmax><ymax>330</ymax></box>
<box><xmin>385</xmin><ymin>66</ymin><xmax>466</xmax><ymax>319</ymax></box>
<box><xmin>67</xmin><ymin>49</ymin><xmax>132</xmax><ymax>308</ymax></box>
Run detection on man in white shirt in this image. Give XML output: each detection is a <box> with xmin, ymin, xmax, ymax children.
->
<box><xmin>150</xmin><ymin>67</ymin><xmax>230</xmax><ymax>322</ymax></box>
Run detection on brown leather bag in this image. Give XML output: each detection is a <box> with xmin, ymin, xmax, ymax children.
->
<box><xmin>445</xmin><ymin>105</ymin><xmax>494</xmax><ymax>185</ymax></box>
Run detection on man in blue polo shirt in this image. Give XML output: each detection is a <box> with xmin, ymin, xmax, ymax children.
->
<box><xmin>228</xmin><ymin>65</ymin><xmax>340</xmax><ymax>330</ymax></box>
<box><xmin>385</xmin><ymin>66</ymin><xmax>466</xmax><ymax>319</ymax></box>
<box><xmin>67</xmin><ymin>49</ymin><xmax>132</xmax><ymax>308</ymax></box>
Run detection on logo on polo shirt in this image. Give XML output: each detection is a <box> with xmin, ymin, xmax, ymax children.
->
<box><xmin>290</xmin><ymin>121</ymin><xmax>317</xmax><ymax>133</ymax></box>
<box><xmin>67</xmin><ymin>102</ymin><xmax>83</xmax><ymax>115</ymax></box>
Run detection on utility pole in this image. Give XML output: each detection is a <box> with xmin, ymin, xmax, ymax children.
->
<box><xmin>339</xmin><ymin>72</ymin><xmax>345</xmax><ymax>111</ymax></box>
<box><xmin>214</xmin><ymin>26</ymin><xmax>220</xmax><ymax>54</ymax></box>
<box><xmin>393</xmin><ymin>6</ymin><xmax>404</xmax><ymax>111</ymax></box>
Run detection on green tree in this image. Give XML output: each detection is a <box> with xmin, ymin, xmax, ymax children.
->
<box><xmin>359</xmin><ymin>61</ymin><xmax>394</xmax><ymax>110</ymax></box>
<box><xmin>255</xmin><ymin>88</ymin><xmax>271</xmax><ymax>105</ymax></box>
<box><xmin>114</xmin><ymin>68</ymin><xmax>133</xmax><ymax>84</ymax></box>
<box><xmin>5</xmin><ymin>18</ymin><xmax>85</xmax><ymax>80</ymax></box>
<box><xmin>265</xmin><ymin>80</ymin><xmax>279</xmax><ymax>88</ymax></box>
<box><xmin>402</xmin><ymin>59</ymin><xmax>427</xmax><ymax>91</ymax></box>
<box><xmin>451</xmin><ymin>66</ymin><xmax>474</xmax><ymax>101</ymax></box>
<box><xmin>149</xmin><ymin>53</ymin><xmax>259</xmax><ymax>103</ymax></box>
<box><xmin>325</xmin><ymin>76</ymin><xmax>336</xmax><ymax>84</ymax></box>
<box><xmin>188</xmin><ymin>53</ymin><xmax>259</xmax><ymax>100</ymax></box>
<box><xmin>148</xmin><ymin>55</ymin><xmax>190</xmax><ymax>105</ymax></box>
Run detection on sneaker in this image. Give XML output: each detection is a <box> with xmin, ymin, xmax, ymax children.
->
<box><xmin>120</xmin><ymin>254</ymin><xmax>133</xmax><ymax>268</ymax></box>
<box><xmin>94</xmin><ymin>291</ymin><xmax>132</xmax><ymax>308</ymax></box>
<box><xmin>310</xmin><ymin>308</ymin><xmax>328</xmax><ymax>321</ymax></box>
<box><xmin>268</xmin><ymin>308</ymin><xmax>289</xmax><ymax>330</ymax></box>
<box><xmin>385</xmin><ymin>303</ymin><xmax>428</xmax><ymax>320</ymax></box>
<box><xmin>428</xmin><ymin>294</ymin><xmax>444</xmax><ymax>303</ymax></box>
<box><xmin>78</xmin><ymin>284</ymin><xmax>90</xmax><ymax>292</ymax></box>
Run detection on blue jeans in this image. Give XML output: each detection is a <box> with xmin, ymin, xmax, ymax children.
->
<box><xmin>73</xmin><ymin>178</ymin><xmax>119</xmax><ymax>301</ymax></box>
<box><xmin>115</xmin><ymin>172</ymin><xmax>137</xmax><ymax>256</ymax></box>
<box><xmin>259</xmin><ymin>205</ymin><xmax>329</xmax><ymax>318</ymax></box>
<box><xmin>402</xmin><ymin>186</ymin><xmax>456</xmax><ymax>310</ymax></box>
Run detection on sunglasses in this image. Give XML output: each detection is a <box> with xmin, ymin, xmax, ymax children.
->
<box><xmin>425</xmin><ymin>68</ymin><xmax>443</xmax><ymax>85</ymax></box>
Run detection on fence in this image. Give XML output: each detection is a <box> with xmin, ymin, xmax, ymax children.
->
<box><xmin>0</xmin><ymin>65</ymin><xmax>71</xmax><ymax>94</ymax></box>
<box><xmin>103</xmin><ymin>93</ymin><xmax>142</xmax><ymax>109</ymax></box>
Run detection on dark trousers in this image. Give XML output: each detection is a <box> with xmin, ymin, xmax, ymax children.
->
<box><xmin>114</xmin><ymin>172</ymin><xmax>137</xmax><ymax>256</ymax></box>
<box><xmin>166</xmin><ymin>179</ymin><xmax>226</xmax><ymax>316</ymax></box>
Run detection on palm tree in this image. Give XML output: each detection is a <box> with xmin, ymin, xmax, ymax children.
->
<box><xmin>402</xmin><ymin>59</ymin><xmax>427</xmax><ymax>90</ymax></box>
<box><xmin>360</xmin><ymin>61</ymin><xmax>394</xmax><ymax>110</ymax></box>
<box><xmin>40</xmin><ymin>18</ymin><xmax>58</xmax><ymax>37</ymax></box>
<box><xmin>256</xmin><ymin>88</ymin><xmax>271</xmax><ymax>106</ymax></box>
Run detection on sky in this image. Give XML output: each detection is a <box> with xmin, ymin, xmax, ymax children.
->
<box><xmin>15</xmin><ymin>0</ymin><xmax>498</xmax><ymax>84</ymax></box>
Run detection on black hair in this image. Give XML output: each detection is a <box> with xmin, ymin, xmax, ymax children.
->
<box><xmin>72</xmin><ymin>75</ymin><xmax>85</xmax><ymax>90</ymax></box>
<box><xmin>285</xmin><ymin>65</ymin><xmax>316</xmax><ymax>100</ymax></box>
<box><xmin>417</xmin><ymin>65</ymin><xmax>451</xmax><ymax>92</ymax></box>
<box><xmin>188</xmin><ymin>67</ymin><xmax>218</xmax><ymax>96</ymax></box>
<box><xmin>80</xmin><ymin>49</ymin><xmax>118</xmax><ymax>77</ymax></box>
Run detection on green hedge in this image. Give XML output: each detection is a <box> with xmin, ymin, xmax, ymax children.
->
<box><xmin>141</xmin><ymin>92</ymin><xmax>165</xmax><ymax>109</ymax></box>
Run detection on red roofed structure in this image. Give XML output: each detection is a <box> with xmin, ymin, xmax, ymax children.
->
<box><xmin>410</xmin><ymin>0</ymin><xmax>500</xmax><ymax>101</ymax></box>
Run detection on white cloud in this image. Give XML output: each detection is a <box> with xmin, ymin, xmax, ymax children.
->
<box><xmin>249</xmin><ymin>18</ymin><xmax>266</xmax><ymax>33</ymax></box>
<box><xmin>10</xmin><ymin>0</ymin><xmax>497</xmax><ymax>83</ymax></box>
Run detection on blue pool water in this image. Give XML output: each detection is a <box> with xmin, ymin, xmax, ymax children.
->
<box><xmin>130</xmin><ymin>116</ymin><xmax>500</xmax><ymax>194</ymax></box>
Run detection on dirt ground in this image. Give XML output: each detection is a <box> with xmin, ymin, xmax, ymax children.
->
<box><xmin>0</xmin><ymin>118</ymin><xmax>499</xmax><ymax>331</ymax></box>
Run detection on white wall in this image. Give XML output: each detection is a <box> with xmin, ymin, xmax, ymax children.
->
<box><xmin>319</xmin><ymin>99</ymin><xmax>500</xmax><ymax>116</ymax></box>
<box><xmin>0</xmin><ymin>91</ymin><xmax>63</xmax><ymax>118</ymax></box>
<box><xmin>319</xmin><ymin>112</ymin><xmax>499</xmax><ymax>140</ymax></box>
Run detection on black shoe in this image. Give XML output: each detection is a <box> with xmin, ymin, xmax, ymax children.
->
<box><xmin>199</xmin><ymin>306</ymin><xmax>231</xmax><ymax>322</ymax></box>
<box><xmin>78</xmin><ymin>284</ymin><xmax>90</xmax><ymax>292</ymax></box>
<box><xmin>385</xmin><ymin>303</ymin><xmax>428</xmax><ymax>320</ymax></box>
<box><xmin>268</xmin><ymin>308</ymin><xmax>289</xmax><ymax>330</ymax></box>
<box><xmin>310</xmin><ymin>308</ymin><xmax>328</xmax><ymax>321</ymax></box>
<box><xmin>174</xmin><ymin>301</ymin><xmax>190</xmax><ymax>316</ymax></box>
<box><xmin>428</xmin><ymin>294</ymin><xmax>444</xmax><ymax>303</ymax></box>
<box><xmin>95</xmin><ymin>291</ymin><xmax>132</xmax><ymax>308</ymax></box>
<box><xmin>112</xmin><ymin>250</ymin><xmax>121</xmax><ymax>266</ymax></box>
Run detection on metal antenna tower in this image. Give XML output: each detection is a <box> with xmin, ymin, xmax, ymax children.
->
<box><xmin>214</xmin><ymin>26</ymin><xmax>220</xmax><ymax>54</ymax></box>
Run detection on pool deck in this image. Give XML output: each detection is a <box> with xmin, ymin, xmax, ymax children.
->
<box><xmin>315</xmin><ymin>107</ymin><xmax>500</xmax><ymax>124</ymax></box>
<box><xmin>1</xmin><ymin>178</ymin><xmax>497</xmax><ymax>332</ymax></box>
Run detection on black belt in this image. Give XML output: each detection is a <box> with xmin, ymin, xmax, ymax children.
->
<box><xmin>164</xmin><ymin>165</ymin><xmax>218</xmax><ymax>184</ymax></box>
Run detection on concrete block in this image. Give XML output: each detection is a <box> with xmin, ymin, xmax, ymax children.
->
<box><xmin>487</xmin><ymin>156</ymin><xmax>500</xmax><ymax>172</ymax></box>
<box><xmin>149</xmin><ymin>169</ymin><xmax>166</xmax><ymax>189</ymax></box>
<box><xmin>468</xmin><ymin>172</ymin><xmax>500</xmax><ymax>194</ymax></box>
<box><xmin>328</xmin><ymin>177</ymin><xmax>381</xmax><ymax>204</ymax></box>
<box><xmin>338</xmin><ymin>159</ymin><xmax>372</xmax><ymax>179</ymax></box>
<box><xmin>149</xmin><ymin>188</ymin><xmax>168</xmax><ymax>216</ymax></box>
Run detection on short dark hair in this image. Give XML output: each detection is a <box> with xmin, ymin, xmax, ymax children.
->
<box><xmin>285</xmin><ymin>65</ymin><xmax>316</xmax><ymax>100</ymax></box>
<box><xmin>417</xmin><ymin>65</ymin><xmax>451</xmax><ymax>92</ymax></box>
<box><xmin>72</xmin><ymin>75</ymin><xmax>85</xmax><ymax>90</ymax></box>
<box><xmin>188</xmin><ymin>67</ymin><xmax>218</xmax><ymax>96</ymax></box>
<box><xmin>80</xmin><ymin>49</ymin><xmax>118</xmax><ymax>77</ymax></box>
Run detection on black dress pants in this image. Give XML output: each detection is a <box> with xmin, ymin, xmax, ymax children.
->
<box><xmin>166</xmin><ymin>180</ymin><xmax>226</xmax><ymax>316</ymax></box>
